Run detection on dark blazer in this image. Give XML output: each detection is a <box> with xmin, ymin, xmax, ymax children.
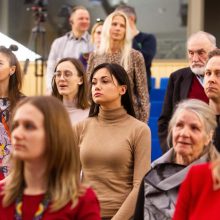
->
<box><xmin>157</xmin><ymin>67</ymin><xmax>194</xmax><ymax>153</ymax></box>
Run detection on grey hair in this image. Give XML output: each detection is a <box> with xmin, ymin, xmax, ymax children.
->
<box><xmin>167</xmin><ymin>99</ymin><xmax>218</xmax><ymax>160</ymax></box>
<box><xmin>187</xmin><ymin>31</ymin><xmax>216</xmax><ymax>49</ymax></box>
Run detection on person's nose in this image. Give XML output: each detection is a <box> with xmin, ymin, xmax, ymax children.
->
<box><xmin>94</xmin><ymin>81</ymin><xmax>101</xmax><ymax>90</ymax></box>
<box><xmin>179</xmin><ymin>126</ymin><xmax>190</xmax><ymax>137</ymax></box>
<box><xmin>12</xmin><ymin>126</ymin><xmax>24</xmax><ymax>140</ymax></box>
<box><xmin>192</xmin><ymin>53</ymin><xmax>200</xmax><ymax>62</ymax></box>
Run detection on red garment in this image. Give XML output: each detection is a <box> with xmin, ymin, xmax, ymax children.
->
<box><xmin>188</xmin><ymin>75</ymin><xmax>209</xmax><ymax>103</ymax></box>
<box><xmin>173</xmin><ymin>163</ymin><xmax>220</xmax><ymax>220</ymax></box>
<box><xmin>0</xmin><ymin>187</ymin><xmax>101</xmax><ymax>220</ymax></box>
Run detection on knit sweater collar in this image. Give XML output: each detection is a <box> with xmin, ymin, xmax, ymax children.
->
<box><xmin>98</xmin><ymin>106</ymin><xmax>128</xmax><ymax>123</ymax></box>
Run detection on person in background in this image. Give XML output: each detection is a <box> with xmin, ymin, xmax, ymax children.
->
<box><xmin>46</xmin><ymin>5</ymin><xmax>93</xmax><ymax>92</ymax></box>
<box><xmin>91</xmin><ymin>19</ymin><xmax>104</xmax><ymax>51</ymax></box>
<box><xmin>0</xmin><ymin>46</ymin><xmax>24</xmax><ymax>180</ymax></box>
<box><xmin>158</xmin><ymin>31</ymin><xmax>216</xmax><ymax>153</ymax></box>
<box><xmin>0</xmin><ymin>96</ymin><xmax>100</xmax><ymax>219</ymax></box>
<box><xmin>52</xmin><ymin>57</ymin><xmax>90</xmax><ymax>124</ymax></box>
<box><xmin>133</xmin><ymin>99</ymin><xmax>218</xmax><ymax>220</ymax></box>
<box><xmin>79</xmin><ymin>19</ymin><xmax>104</xmax><ymax>68</ymax></box>
<box><xmin>204</xmin><ymin>48</ymin><xmax>220</xmax><ymax>151</ymax></box>
<box><xmin>73</xmin><ymin>63</ymin><xmax>151</xmax><ymax>219</ymax></box>
<box><xmin>115</xmin><ymin>4</ymin><xmax>157</xmax><ymax>91</ymax></box>
<box><xmin>87</xmin><ymin>11</ymin><xmax>149</xmax><ymax>122</ymax></box>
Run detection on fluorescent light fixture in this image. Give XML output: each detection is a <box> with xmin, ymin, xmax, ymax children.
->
<box><xmin>0</xmin><ymin>32</ymin><xmax>41</xmax><ymax>61</ymax></box>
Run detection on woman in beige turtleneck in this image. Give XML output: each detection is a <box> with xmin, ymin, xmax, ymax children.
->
<box><xmin>52</xmin><ymin>57</ymin><xmax>90</xmax><ymax>124</ymax></box>
<box><xmin>73</xmin><ymin>63</ymin><xmax>151</xmax><ymax>220</ymax></box>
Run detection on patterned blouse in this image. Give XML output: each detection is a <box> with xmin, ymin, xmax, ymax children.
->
<box><xmin>0</xmin><ymin>98</ymin><xmax>11</xmax><ymax>179</ymax></box>
<box><xmin>87</xmin><ymin>49</ymin><xmax>149</xmax><ymax>122</ymax></box>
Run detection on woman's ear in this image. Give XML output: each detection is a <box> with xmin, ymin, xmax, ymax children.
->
<box><xmin>119</xmin><ymin>85</ymin><xmax>127</xmax><ymax>95</ymax></box>
<box><xmin>205</xmin><ymin>131</ymin><xmax>214</xmax><ymax>146</ymax></box>
<box><xmin>9</xmin><ymin>65</ymin><xmax>16</xmax><ymax>76</ymax></box>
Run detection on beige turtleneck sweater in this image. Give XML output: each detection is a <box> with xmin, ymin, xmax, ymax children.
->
<box><xmin>73</xmin><ymin>107</ymin><xmax>151</xmax><ymax>219</ymax></box>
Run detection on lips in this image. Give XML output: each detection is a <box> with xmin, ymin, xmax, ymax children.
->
<box><xmin>93</xmin><ymin>92</ymin><xmax>102</xmax><ymax>97</ymax></box>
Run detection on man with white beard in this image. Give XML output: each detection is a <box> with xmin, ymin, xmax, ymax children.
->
<box><xmin>158</xmin><ymin>31</ymin><xmax>216</xmax><ymax>153</ymax></box>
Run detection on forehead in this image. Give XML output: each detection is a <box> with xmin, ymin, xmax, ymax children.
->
<box><xmin>0</xmin><ymin>52</ymin><xmax>9</xmax><ymax>62</ymax></box>
<box><xmin>112</xmin><ymin>15</ymin><xmax>126</xmax><ymax>23</ymax></box>
<box><xmin>175</xmin><ymin>109</ymin><xmax>202</xmax><ymax>124</ymax></box>
<box><xmin>206</xmin><ymin>56</ymin><xmax>220</xmax><ymax>69</ymax></box>
<box><xmin>72</xmin><ymin>9</ymin><xmax>89</xmax><ymax>19</ymax></box>
<box><xmin>187</xmin><ymin>36</ymin><xmax>212</xmax><ymax>51</ymax></box>
<box><xmin>56</xmin><ymin>61</ymin><xmax>77</xmax><ymax>71</ymax></box>
<box><xmin>14</xmin><ymin>104</ymin><xmax>44</xmax><ymax>122</ymax></box>
<box><xmin>93</xmin><ymin>68</ymin><xmax>111</xmax><ymax>78</ymax></box>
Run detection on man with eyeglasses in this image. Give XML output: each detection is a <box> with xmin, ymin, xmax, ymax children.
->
<box><xmin>46</xmin><ymin>5</ymin><xmax>93</xmax><ymax>93</ymax></box>
<box><xmin>158</xmin><ymin>31</ymin><xmax>217</xmax><ymax>153</ymax></box>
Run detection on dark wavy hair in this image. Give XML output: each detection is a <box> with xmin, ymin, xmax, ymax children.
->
<box><xmin>51</xmin><ymin>57</ymin><xmax>90</xmax><ymax>109</ymax></box>
<box><xmin>0</xmin><ymin>46</ymin><xmax>23</xmax><ymax>110</ymax></box>
<box><xmin>89</xmin><ymin>63</ymin><xmax>135</xmax><ymax>117</ymax></box>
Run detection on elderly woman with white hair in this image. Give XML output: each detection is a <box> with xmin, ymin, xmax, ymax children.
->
<box><xmin>87</xmin><ymin>11</ymin><xmax>149</xmax><ymax>122</ymax></box>
<box><xmin>133</xmin><ymin>99</ymin><xmax>219</xmax><ymax>220</ymax></box>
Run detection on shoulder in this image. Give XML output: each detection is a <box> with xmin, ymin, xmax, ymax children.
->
<box><xmin>130</xmin><ymin>49</ymin><xmax>144</xmax><ymax>60</ymax></box>
<box><xmin>52</xmin><ymin>33</ymin><xmax>69</xmax><ymax>45</ymax></box>
<box><xmin>136</xmin><ymin>32</ymin><xmax>156</xmax><ymax>41</ymax></box>
<box><xmin>171</xmin><ymin>67</ymin><xmax>192</xmax><ymax>77</ymax></box>
<box><xmin>127</xmin><ymin>115</ymin><xmax>150</xmax><ymax>133</ymax></box>
<box><xmin>188</xmin><ymin>163</ymin><xmax>211</xmax><ymax>177</ymax></box>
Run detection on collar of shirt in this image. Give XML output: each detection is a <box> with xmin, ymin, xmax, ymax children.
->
<box><xmin>195</xmin><ymin>74</ymin><xmax>204</xmax><ymax>86</ymax></box>
<box><xmin>67</xmin><ymin>31</ymin><xmax>90</xmax><ymax>42</ymax></box>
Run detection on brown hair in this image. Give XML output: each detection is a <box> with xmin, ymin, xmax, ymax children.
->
<box><xmin>208</xmin><ymin>48</ymin><xmax>220</xmax><ymax>59</ymax></box>
<box><xmin>0</xmin><ymin>46</ymin><xmax>23</xmax><ymax>110</ymax></box>
<box><xmin>51</xmin><ymin>57</ymin><xmax>90</xmax><ymax>109</ymax></box>
<box><xmin>2</xmin><ymin>96</ymin><xmax>81</xmax><ymax>211</ymax></box>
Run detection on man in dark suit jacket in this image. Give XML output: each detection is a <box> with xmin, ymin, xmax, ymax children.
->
<box><xmin>204</xmin><ymin>49</ymin><xmax>220</xmax><ymax>152</ymax></box>
<box><xmin>158</xmin><ymin>31</ymin><xmax>216</xmax><ymax>153</ymax></box>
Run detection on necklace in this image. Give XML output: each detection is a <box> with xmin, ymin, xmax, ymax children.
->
<box><xmin>15</xmin><ymin>192</ymin><xmax>50</xmax><ymax>220</ymax></box>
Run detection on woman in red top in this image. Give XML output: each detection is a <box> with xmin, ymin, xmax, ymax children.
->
<box><xmin>0</xmin><ymin>96</ymin><xmax>100</xmax><ymax>220</ymax></box>
<box><xmin>173</xmin><ymin>162</ymin><xmax>220</xmax><ymax>220</ymax></box>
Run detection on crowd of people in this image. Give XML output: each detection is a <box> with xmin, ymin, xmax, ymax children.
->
<box><xmin>0</xmin><ymin>3</ymin><xmax>220</xmax><ymax>220</ymax></box>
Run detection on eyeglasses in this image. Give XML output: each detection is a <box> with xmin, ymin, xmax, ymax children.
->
<box><xmin>54</xmin><ymin>70</ymin><xmax>74</xmax><ymax>80</ymax></box>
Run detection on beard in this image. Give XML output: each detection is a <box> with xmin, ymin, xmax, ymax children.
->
<box><xmin>190</xmin><ymin>66</ymin><xmax>205</xmax><ymax>75</ymax></box>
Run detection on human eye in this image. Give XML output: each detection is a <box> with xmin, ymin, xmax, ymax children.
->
<box><xmin>205</xmin><ymin>70</ymin><xmax>211</xmax><ymax>76</ymax></box>
<box><xmin>55</xmin><ymin>71</ymin><xmax>61</xmax><ymax>78</ymax></box>
<box><xmin>175</xmin><ymin>122</ymin><xmax>183</xmax><ymax>128</ymax></box>
<box><xmin>64</xmin><ymin>70</ymin><xmax>73</xmax><ymax>78</ymax></box>
<box><xmin>216</xmin><ymin>71</ymin><xmax>220</xmax><ymax>77</ymax></box>
<box><xmin>24</xmin><ymin>121</ymin><xmax>36</xmax><ymax>130</ymax></box>
<box><xmin>91</xmin><ymin>79</ymin><xmax>97</xmax><ymax>85</ymax></box>
<box><xmin>188</xmin><ymin>51</ymin><xmax>194</xmax><ymax>56</ymax></box>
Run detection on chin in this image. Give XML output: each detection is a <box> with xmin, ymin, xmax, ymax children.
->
<box><xmin>190</xmin><ymin>66</ymin><xmax>205</xmax><ymax>75</ymax></box>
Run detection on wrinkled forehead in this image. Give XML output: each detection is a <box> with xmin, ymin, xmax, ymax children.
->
<box><xmin>187</xmin><ymin>36</ymin><xmax>213</xmax><ymax>52</ymax></box>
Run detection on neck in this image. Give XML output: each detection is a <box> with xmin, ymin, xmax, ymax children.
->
<box><xmin>63</xmin><ymin>97</ymin><xmax>77</xmax><ymax>107</ymax></box>
<box><xmin>110</xmin><ymin>41</ymin><xmax>122</xmax><ymax>53</ymax></box>
<box><xmin>100</xmin><ymin>102</ymin><xmax>122</xmax><ymax>110</ymax></box>
<box><xmin>0</xmin><ymin>82</ymin><xmax>9</xmax><ymax>98</ymax></box>
<box><xmin>72</xmin><ymin>29</ymin><xmax>84</xmax><ymax>39</ymax></box>
<box><xmin>209</xmin><ymin>99</ymin><xmax>220</xmax><ymax>115</ymax></box>
<box><xmin>23</xmin><ymin>161</ymin><xmax>47</xmax><ymax>195</ymax></box>
<box><xmin>63</xmin><ymin>94</ymin><xmax>76</xmax><ymax>102</ymax></box>
<box><xmin>175</xmin><ymin>153</ymin><xmax>193</xmax><ymax>166</ymax></box>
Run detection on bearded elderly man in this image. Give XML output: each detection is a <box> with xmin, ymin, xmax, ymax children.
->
<box><xmin>158</xmin><ymin>31</ymin><xmax>216</xmax><ymax>153</ymax></box>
